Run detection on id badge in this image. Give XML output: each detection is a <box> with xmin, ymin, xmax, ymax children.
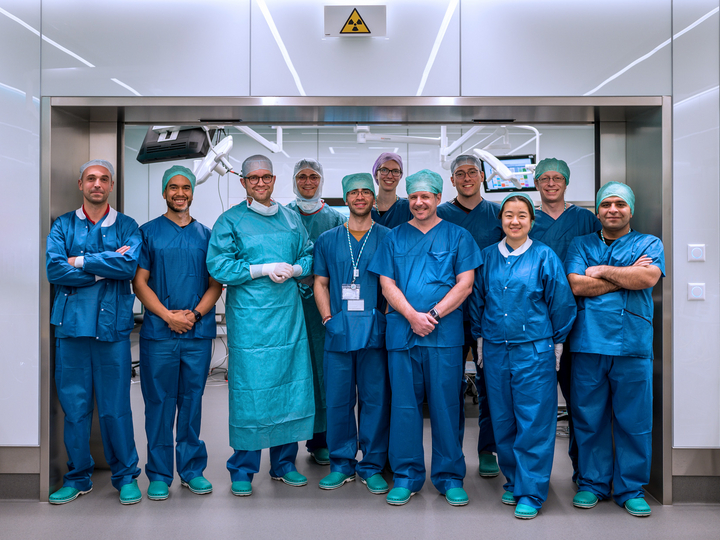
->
<box><xmin>341</xmin><ymin>284</ymin><xmax>360</xmax><ymax>300</ymax></box>
<box><xmin>347</xmin><ymin>299</ymin><xmax>365</xmax><ymax>311</ymax></box>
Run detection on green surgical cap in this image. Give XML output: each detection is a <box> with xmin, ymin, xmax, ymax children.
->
<box><xmin>406</xmin><ymin>169</ymin><xmax>443</xmax><ymax>195</ymax></box>
<box><xmin>534</xmin><ymin>158</ymin><xmax>570</xmax><ymax>184</ymax></box>
<box><xmin>162</xmin><ymin>165</ymin><xmax>196</xmax><ymax>194</ymax></box>
<box><xmin>500</xmin><ymin>192</ymin><xmax>536</xmax><ymax>220</ymax></box>
<box><xmin>342</xmin><ymin>173</ymin><xmax>375</xmax><ymax>202</ymax></box>
<box><xmin>596</xmin><ymin>181</ymin><xmax>635</xmax><ymax>214</ymax></box>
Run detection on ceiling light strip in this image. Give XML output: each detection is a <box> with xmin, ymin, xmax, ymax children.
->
<box><xmin>416</xmin><ymin>0</ymin><xmax>458</xmax><ymax>96</ymax></box>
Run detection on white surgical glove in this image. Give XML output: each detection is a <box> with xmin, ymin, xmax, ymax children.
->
<box><xmin>554</xmin><ymin>343</ymin><xmax>563</xmax><ymax>372</ymax></box>
<box><xmin>249</xmin><ymin>263</ymin><xmax>293</xmax><ymax>283</ymax></box>
<box><xmin>476</xmin><ymin>337</ymin><xmax>484</xmax><ymax>369</ymax></box>
<box><xmin>292</xmin><ymin>264</ymin><xmax>303</xmax><ymax>277</ymax></box>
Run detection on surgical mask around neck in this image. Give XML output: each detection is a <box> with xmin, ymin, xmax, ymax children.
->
<box><xmin>297</xmin><ymin>199</ymin><xmax>323</xmax><ymax>213</ymax></box>
<box><xmin>247</xmin><ymin>198</ymin><xmax>279</xmax><ymax>216</ymax></box>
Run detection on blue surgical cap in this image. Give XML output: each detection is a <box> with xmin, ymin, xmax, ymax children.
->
<box><xmin>500</xmin><ymin>192</ymin><xmax>536</xmax><ymax>220</ymax></box>
<box><xmin>342</xmin><ymin>173</ymin><xmax>375</xmax><ymax>202</ymax></box>
<box><xmin>242</xmin><ymin>154</ymin><xmax>273</xmax><ymax>177</ymax></box>
<box><xmin>451</xmin><ymin>154</ymin><xmax>483</xmax><ymax>175</ymax></box>
<box><xmin>596</xmin><ymin>181</ymin><xmax>635</xmax><ymax>214</ymax></box>
<box><xmin>162</xmin><ymin>165</ymin><xmax>196</xmax><ymax>194</ymax></box>
<box><xmin>534</xmin><ymin>158</ymin><xmax>570</xmax><ymax>184</ymax></box>
<box><xmin>406</xmin><ymin>169</ymin><xmax>443</xmax><ymax>195</ymax></box>
<box><xmin>80</xmin><ymin>159</ymin><xmax>115</xmax><ymax>178</ymax></box>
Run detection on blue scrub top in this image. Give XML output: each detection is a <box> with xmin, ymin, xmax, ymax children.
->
<box><xmin>137</xmin><ymin>215</ymin><xmax>216</xmax><ymax>340</ymax></box>
<box><xmin>314</xmin><ymin>222</ymin><xmax>390</xmax><ymax>353</ymax></box>
<box><xmin>287</xmin><ymin>201</ymin><xmax>347</xmax><ymax>243</ymax></box>
<box><xmin>371</xmin><ymin>198</ymin><xmax>413</xmax><ymax>229</ymax></box>
<box><xmin>437</xmin><ymin>199</ymin><xmax>504</xmax><ymax>251</ymax></box>
<box><xmin>565</xmin><ymin>230</ymin><xmax>665</xmax><ymax>358</ymax></box>
<box><xmin>46</xmin><ymin>207</ymin><xmax>141</xmax><ymax>342</ymax></box>
<box><xmin>470</xmin><ymin>240</ymin><xmax>577</xmax><ymax>346</ymax></box>
<box><xmin>529</xmin><ymin>204</ymin><xmax>601</xmax><ymax>263</ymax></box>
<box><xmin>368</xmin><ymin>219</ymin><xmax>483</xmax><ymax>350</ymax></box>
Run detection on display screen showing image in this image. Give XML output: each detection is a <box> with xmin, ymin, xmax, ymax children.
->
<box><xmin>483</xmin><ymin>154</ymin><xmax>536</xmax><ymax>193</ymax></box>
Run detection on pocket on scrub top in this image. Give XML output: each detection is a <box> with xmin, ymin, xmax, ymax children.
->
<box><xmin>426</xmin><ymin>250</ymin><xmax>453</xmax><ymax>284</ymax></box>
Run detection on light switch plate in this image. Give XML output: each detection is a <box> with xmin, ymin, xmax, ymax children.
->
<box><xmin>688</xmin><ymin>244</ymin><xmax>706</xmax><ymax>262</ymax></box>
<box><xmin>688</xmin><ymin>283</ymin><xmax>705</xmax><ymax>300</ymax></box>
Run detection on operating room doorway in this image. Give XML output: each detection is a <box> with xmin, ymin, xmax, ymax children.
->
<box><xmin>40</xmin><ymin>96</ymin><xmax>672</xmax><ymax>503</ymax></box>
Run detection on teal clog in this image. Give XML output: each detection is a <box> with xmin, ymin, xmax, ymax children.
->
<box><xmin>49</xmin><ymin>486</ymin><xmax>92</xmax><ymax>505</ymax></box>
<box><xmin>501</xmin><ymin>491</ymin><xmax>517</xmax><ymax>506</ymax></box>
<box><xmin>478</xmin><ymin>453</ymin><xmax>500</xmax><ymax>477</ymax></box>
<box><xmin>272</xmin><ymin>470</ymin><xmax>308</xmax><ymax>487</ymax></box>
<box><xmin>119</xmin><ymin>479</ymin><xmax>142</xmax><ymax>505</ymax></box>
<box><xmin>319</xmin><ymin>472</ymin><xmax>355</xmax><ymax>490</ymax></box>
<box><xmin>573</xmin><ymin>490</ymin><xmax>599</xmax><ymax>509</ymax></box>
<box><xmin>361</xmin><ymin>473</ymin><xmax>389</xmax><ymax>495</ymax></box>
<box><xmin>515</xmin><ymin>503</ymin><xmax>538</xmax><ymax>519</ymax></box>
<box><xmin>624</xmin><ymin>497</ymin><xmax>651</xmax><ymax>517</ymax></box>
<box><xmin>182</xmin><ymin>476</ymin><xmax>213</xmax><ymax>495</ymax></box>
<box><xmin>231</xmin><ymin>481</ymin><xmax>252</xmax><ymax>496</ymax></box>
<box><xmin>310</xmin><ymin>448</ymin><xmax>330</xmax><ymax>465</ymax></box>
<box><xmin>386</xmin><ymin>487</ymin><xmax>414</xmax><ymax>506</ymax></box>
<box><xmin>147</xmin><ymin>481</ymin><xmax>169</xmax><ymax>501</ymax></box>
<box><xmin>445</xmin><ymin>487</ymin><xmax>469</xmax><ymax>506</ymax></box>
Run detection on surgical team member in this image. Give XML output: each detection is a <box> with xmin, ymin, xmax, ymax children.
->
<box><xmin>287</xmin><ymin>158</ymin><xmax>346</xmax><ymax>465</ymax></box>
<box><xmin>132</xmin><ymin>166</ymin><xmax>223</xmax><ymax>501</ymax></box>
<box><xmin>470</xmin><ymin>193</ymin><xmax>576</xmax><ymax>520</ymax></box>
<box><xmin>370</xmin><ymin>152</ymin><xmax>413</xmax><ymax>228</ymax></box>
<box><xmin>313</xmin><ymin>173</ymin><xmax>391</xmax><ymax>494</ymax></box>
<box><xmin>528</xmin><ymin>158</ymin><xmax>601</xmax><ymax>483</ymax></box>
<box><xmin>437</xmin><ymin>154</ymin><xmax>503</xmax><ymax>478</ymax></box>
<box><xmin>207</xmin><ymin>154</ymin><xmax>315</xmax><ymax>496</ymax></box>
<box><xmin>565</xmin><ymin>182</ymin><xmax>664</xmax><ymax>518</ymax></box>
<box><xmin>46</xmin><ymin>159</ymin><xmax>142</xmax><ymax>505</ymax></box>
<box><xmin>369</xmin><ymin>170</ymin><xmax>482</xmax><ymax>507</ymax></box>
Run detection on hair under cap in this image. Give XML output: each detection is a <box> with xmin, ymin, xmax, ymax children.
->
<box><xmin>500</xmin><ymin>192</ymin><xmax>536</xmax><ymax>220</ymax></box>
<box><xmin>372</xmin><ymin>152</ymin><xmax>404</xmax><ymax>184</ymax></box>
<box><xmin>162</xmin><ymin>165</ymin><xmax>196</xmax><ymax>194</ymax></box>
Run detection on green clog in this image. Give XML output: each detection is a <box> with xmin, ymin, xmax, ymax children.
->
<box><xmin>478</xmin><ymin>453</ymin><xmax>500</xmax><ymax>477</ymax></box>
<box><xmin>272</xmin><ymin>470</ymin><xmax>308</xmax><ymax>487</ymax></box>
<box><xmin>386</xmin><ymin>487</ymin><xmax>415</xmax><ymax>506</ymax></box>
<box><xmin>573</xmin><ymin>490</ymin><xmax>598</xmax><ymax>509</ymax></box>
<box><xmin>319</xmin><ymin>472</ymin><xmax>355</xmax><ymax>490</ymax></box>
<box><xmin>445</xmin><ymin>487</ymin><xmax>469</xmax><ymax>506</ymax></box>
<box><xmin>147</xmin><ymin>481</ymin><xmax>169</xmax><ymax>501</ymax></box>
<box><xmin>49</xmin><ymin>486</ymin><xmax>92</xmax><ymax>505</ymax></box>
<box><xmin>231</xmin><ymin>481</ymin><xmax>252</xmax><ymax>496</ymax></box>
<box><xmin>624</xmin><ymin>497</ymin><xmax>651</xmax><ymax>517</ymax></box>
<box><xmin>119</xmin><ymin>479</ymin><xmax>142</xmax><ymax>505</ymax></box>
<box><xmin>361</xmin><ymin>473</ymin><xmax>389</xmax><ymax>495</ymax></box>
<box><xmin>515</xmin><ymin>503</ymin><xmax>538</xmax><ymax>519</ymax></box>
<box><xmin>182</xmin><ymin>476</ymin><xmax>213</xmax><ymax>495</ymax></box>
<box><xmin>501</xmin><ymin>491</ymin><xmax>517</xmax><ymax>506</ymax></box>
<box><xmin>310</xmin><ymin>448</ymin><xmax>330</xmax><ymax>465</ymax></box>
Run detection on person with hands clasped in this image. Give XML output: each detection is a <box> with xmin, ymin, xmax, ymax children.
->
<box><xmin>469</xmin><ymin>193</ymin><xmax>576</xmax><ymax>520</ymax></box>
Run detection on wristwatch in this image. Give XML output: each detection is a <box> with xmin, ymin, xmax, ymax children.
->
<box><xmin>429</xmin><ymin>307</ymin><xmax>440</xmax><ymax>320</ymax></box>
<box><xmin>192</xmin><ymin>309</ymin><xmax>202</xmax><ymax>322</ymax></box>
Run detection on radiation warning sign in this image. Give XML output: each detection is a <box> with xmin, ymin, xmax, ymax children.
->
<box><xmin>340</xmin><ymin>9</ymin><xmax>371</xmax><ymax>34</ymax></box>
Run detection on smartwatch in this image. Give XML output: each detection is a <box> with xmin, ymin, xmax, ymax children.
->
<box><xmin>192</xmin><ymin>309</ymin><xmax>202</xmax><ymax>322</ymax></box>
<box><xmin>429</xmin><ymin>307</ymin><xmax>440</xmax><ymax>320</ymax></box>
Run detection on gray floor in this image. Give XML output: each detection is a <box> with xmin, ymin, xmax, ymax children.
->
<box><xmin>3</xmin><ymin>373</ymin><xmax>720</xmax><ymax>540</ymax></box>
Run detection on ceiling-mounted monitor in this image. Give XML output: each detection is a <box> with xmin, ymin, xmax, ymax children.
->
<box><xmin>482</xmin><ymin>154</ymin><xmax>536</xmax><ymax>193</ymax></box>
<box><xmin>136</xmin><ymin>127</ymin><xmax>216</xmax><ymax>164</ymax></box>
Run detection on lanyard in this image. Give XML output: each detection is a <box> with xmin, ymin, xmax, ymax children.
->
<box><xmin>345</xmin><ymin>221</ymin><xmax>374</xmax><ymax>284</ymax></box>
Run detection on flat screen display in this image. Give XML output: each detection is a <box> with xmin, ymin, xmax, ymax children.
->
<box><xmin>482</xmin><ymin>154</ymin><xmax>536</xmax><ymax>193</ymax></box>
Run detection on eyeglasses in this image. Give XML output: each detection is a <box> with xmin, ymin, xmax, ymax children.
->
<box><xmin>453</xmin><ymin>169</ymin><xmax>480</xmax><ymax>180</ymax></box>
<box><xmin>537</xmin><ymin>175</ymin><xmax>565</xmax><ymax>185</ymax></box>
<box><xmin>244</xmin><ymin>174</ymin><xmax>274</xmax><ymax>185</ymax></box>
<box><xmin>296</xmin><ymin>174</ymin><xmax>321</xmax><ymax>183</ymax></box>
<box><xmin>378</xmin><ymin>167</ymin><xmax>402</xmax><ymax>177</ymax></box>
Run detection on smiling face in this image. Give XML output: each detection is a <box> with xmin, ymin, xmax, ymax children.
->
<box><xmin>597</xmin><ymin>196</ymin><xmax>632</xmax><ymax>234</ymax></box>
<box><xmin>242</xmin><ymin>168</ymin><xmax>275</xmax><ymax>205</ymax></box>
<box><xmin>295</xmin><ymin>168</ymin><xmax>321</xmax><ymax>199</ymax></box>
<box><xmin>163</xmin><ymin>175</ymin><xmax>193</xmax><ymax>212</ymax></box>
<box><xmin>408</xmin><ymin>190</ymin><xmax>441</xmax><ymax>222</ymax></box>
<box><xmin>375</xmin><ymin>160</ymin><xmax>402</xmax><ymax>193</ymax></box>
<box><xmin>346</xmin><ymin>188</ymin><xmax>374</xmax><ymax>218</ymax></box>
<box><xmin>451</xmin><ymin>163</ymin><xmax>484</xmax><ymax>198</ymax></box>
<box><xmin>78</xmin><ymin>165</ymin><xmax>113</xmax><ymax>206</ymax></box>
<box><xmin>534</xmin><ymin>170</ymin><xmax>567</xmax><ymax>205</ymax></box>
<box><xmin>501</xmin><ymin>199</ymin><xmax>533</xmax><ymax>244</ymax></box>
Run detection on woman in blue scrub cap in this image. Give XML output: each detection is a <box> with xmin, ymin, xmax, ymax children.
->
<box><xmin>469</xmin><ymin>193</ymin><xmax>577</xmax><ymax>519</ymax></box>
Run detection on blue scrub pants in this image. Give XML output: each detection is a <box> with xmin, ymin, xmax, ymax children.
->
<box><xmin>324</xmin><ymin>349</ymin><xmax>390</xmax><ymax>479</ymax></box>
<box><xmin>139</xmin><ymin>337</ymin><xmax>212</xmax><ymax>486</ymax></box>
<box><xmin>483</xmin><ymin>340</ymin><xmax>557</xmax><ymax>509</ymax></box>
<box><xmin>557</xmin><ymin>346</ymin><xmax>578</xmax><ymax>480</ymax></box>
<box><xmin>227</xmin><ymin>444</ymin><xmax>299</xmax><ymax>482</ymax></box>
<box><xmin>55</xmin><ymin>337</ymin><xmax>140</xmax><ymax>492</ymax></box>
<box><xmin>462</xmin><ymin>322</ymin><xmax>496</xmax><ymax>455</ymax></box>
<box><xmin>571</xmin><ymin>353</ymin><xmax>652</xmax><ymax>506</ymax></box>
<box><xmin>388</xmin><ymin>346</ymin><xmax>465</xmax><ymax>494</ymax></box>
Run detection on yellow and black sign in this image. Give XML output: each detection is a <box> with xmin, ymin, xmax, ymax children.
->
<box><xmin>340</xmin><ymin>8</ymin><xmax>371</xmax><ymax>34</ymax></box>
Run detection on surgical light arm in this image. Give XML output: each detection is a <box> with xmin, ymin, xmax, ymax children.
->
<box><xmin>474</xmin><ymin>149</ymin><xmax>530</xmax><ymax>189</ymax></box>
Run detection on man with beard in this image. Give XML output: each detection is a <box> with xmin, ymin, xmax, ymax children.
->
<box><xmin>132</xmin><ymin>165</ymin><xmax>223</xmax><ymax>501</ymax></box>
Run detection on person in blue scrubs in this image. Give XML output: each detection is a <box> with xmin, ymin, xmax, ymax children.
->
<box><xmin>437</xmin><ymin>154</ymin><xmax>503</xmax><ymax>478</ymax></box>
<box><xmin>287</xmin><ymin>159</ymin><xmax>346</xmax><ymax>466</ymax></box>
<box><xmin>528</xmin><ymin>158</ymin><xmax>601</xmax><ymax>482</ymax></box>
<box><xmin>46</xmin><ymin>159</ymin><xmax>143</xmax><ymax>505</ymax></box>
<box><xmin>565</xmin><ymin>182</ymin><xmax>664</xmax><ymax>518</ymax></box>
<box><xmin>369</xmin><ymin>169</ymin><xmax>482</xmax><ymax>507</ymax></box>
<box><xmin>313</xmin><ymin>173</ymin><xmax>391</xmax><ymax>494</ymax></box>
<box><xmin>369</xmin><ymin>152</ymin><xmax>413</xmax><ymax>229</ymax></box>
<box><xmin>469</xmin><ymin>193</ymin><xmax>577</xmax><ymax>519</ymax></box>
<box><xmin>207</xmin><ymin>155</ymin><xmax>316</xmax><ymax>497</ymax></box>
<box><xmin>132</xmin><ymin>166</ymin><xmax>223</xmax><ymax>501</ymax></box>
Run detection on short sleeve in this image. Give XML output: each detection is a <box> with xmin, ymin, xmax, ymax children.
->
<box><xmin>453</xmin><ymin>228</ymin><xmax>483</xmax><ymax>275</ymax></box>
<box><xmin>367</xmin><ymin>234</ymin><xmax>395</xmax><ymax>280</ymax></box>
<box><xmin>137</xmin><ymin>225</ymin><xmax>152</xmax><ymax>271</ymax></box>
<box><xmin>565</xmin><ymin>236</ymin><xmax>589</xmax><ymax>276</ymax></box>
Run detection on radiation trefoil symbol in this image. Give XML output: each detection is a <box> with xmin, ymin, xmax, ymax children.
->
<box><xmin>340</xmin><ymin>8</ymin><xmax>371</xmax><ymax>34</ymax></box>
